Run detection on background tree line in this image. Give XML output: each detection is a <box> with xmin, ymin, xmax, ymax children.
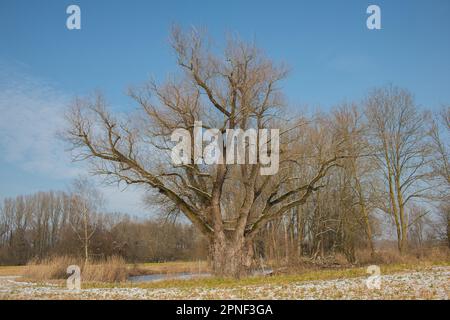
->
<box><xmin>0</xmin><ymin>184</ymin><xmax>207</xmax><ymax>265</ymax></box>
<box><xmin>255</xmin><ymin>99</ymin><xmax>449</xmax><ymax>264</ymax></box>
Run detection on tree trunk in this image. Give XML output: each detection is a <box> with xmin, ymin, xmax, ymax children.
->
<box><xmin>83</xmin><ymin>207</ymin><xmax>89</xmax><ymax>264</ymax></box>
<box><xmin>351</xmin><ymin>161</ymin><xmax>375</xmax><ymax>256</ymax></box>
<box><xmin>383</xmin><ymin>144</ymin><xmax>404</xmax><ymax>253</ymax></box>
<box><xmin>296</xmin><ymin>206</ymin><xmax>304</xmax><ymax>257</ymax></box>
<box><xmin>395</xmin><ymin>177</ymin><xmax>408</xmax><ymax>253</ymax></box>
<box><xmin>210</xmin><ymin>236</ymin><xmax>254</xmax><ymax>278</ymax></box>
<box><xmin>283</xmin><ymin>219</ymin><xmax>289</xmax><ymax>262</ymax></box>
<box><xmin>447</xmin><ymin>210</ymin><xmax>449</xmax><ymax>248</ymax></box>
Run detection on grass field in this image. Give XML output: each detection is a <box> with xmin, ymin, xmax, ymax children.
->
<box><xmin>86</xmin><ymin>260</ymin><xmax>450</xmax><ymax>290</ymax></box>
<box><xmin>1</xmin><ymin>258</ymin><xmax>449</xmax><ymax>288</ymax></box>
<box><xmin>1</xmin><ymin>256</ymin><xmax>449</xmax><ymax>300</ymax></box>
<box><xmin>0</xmin><ymin>261</ymin><xmax>448</xmax><ymax>299</ymax></box>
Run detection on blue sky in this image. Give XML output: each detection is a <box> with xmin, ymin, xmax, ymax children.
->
<box><xmin>0</xmin><ymin>0</ymin><xmax>449</xmax><ymax>216</ymax></box>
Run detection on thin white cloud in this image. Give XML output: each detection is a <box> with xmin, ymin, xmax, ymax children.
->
<box><xmin>0</xmin><ymin>63</ymin><xmax>149</xmax><ymax>216</ymax></box>
<box><xmin>0</xmin><ymin>66</ymin><xmax>80</xmax><ymax>178</ymax></box>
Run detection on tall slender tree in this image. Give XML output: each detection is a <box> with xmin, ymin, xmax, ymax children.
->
<box><xmin>365</xmin><ymin>85</ymin><xmax>432</xmax><ymax>252</ymax></box>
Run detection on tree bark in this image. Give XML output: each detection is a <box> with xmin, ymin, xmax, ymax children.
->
<box><xmin>395</xmin><ymin>176</ymin><xmax>408</xmax><ymax>253</ymax></box>
<box><xmin>210</xmin><ymin>236</ymin><xmax>253</xmax><ymax>278</ymax></box>
<box><xmin>447</xmin><ymin>210</ymin><xmax>450</xmax><ymax>248</ymax></box>
<box><xmin>351</xmin><ymin>161</ymin><xmax>375</xmax><ymax>256</ymax></box>
<box><xmin>296</xmin><ymin>206</ymin><xmax>304</xmax><ymax>257</ymax></box>
<box><xmin>84</xmin><ymin>207</ymin><xmax>89</xmax><ymax>264</ymax></box>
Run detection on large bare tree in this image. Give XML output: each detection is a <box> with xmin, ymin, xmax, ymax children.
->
<box><xmin>65</xmin><ymin>27</ymin><xmax>346</xmax><ymax>277</ymax></box>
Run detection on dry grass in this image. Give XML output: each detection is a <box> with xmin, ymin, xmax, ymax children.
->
<box><xmin>9</xmin><ymin>258</ymin><xmax>206</xmax><ymax>282</ymax></box>
<box><xmin>273</xmin><ymin>246</ymin><xmax>450</xmax><ymax>273</ymax></box>
<box><xmin>133</xmin><ymin>260</ymin><xmax>209</xmax><ymax>275</ymax></box>
<box><xmin>83</xmin><ymin>256</ymin><xmax>129</xmax><ymax>282</ymax></box>
<box><xmin>0</xmin><ymin>265</ymin><xmax>27</xmax><ymax>276</ymax></box>
<box><xmin>24</xmin><ymin>256</ymin><xmax>79</xmax><ymax>280</ymax></box>
<box><xmin>23</xmin><ymin>255</ymin><xmax>128</xmax><ymax>282</ymax></box>
<box><xmin>356</xmin><ymin>246</ymin><xmax>450</xmax><ymax>265</ymax></box>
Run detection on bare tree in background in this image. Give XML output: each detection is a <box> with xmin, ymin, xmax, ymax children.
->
<box><xmin>365</xmin><ymin>85</ymin><xmax>432</xmax><ymax>253</ymax></box>
<box><xmin>332</xmin><ymin>104</ymin><xmax>377</xmax><ymax>256</ymax></box>
<box><xmin>65</xmin><ymin>27</ymin><xmax>347</xmax><ymax>277</ymax></box>
<box><xmin>408</xmin><ymin>204</ymin><xmax>431</xmax><ymax>249</ymax></box>
<box><xmin>70</xmin><ymin>178</ymin><xmax>104</xmax><ymax>264</ymax></box>
<box><xmin>437</xmin><ymin>202</ymin><xmax>450</xmax><ymax>248</ymax></box>
<box><xmin>430</xmin><ymin>106</ymin><xmax>450</xmax><ymax>247</ymax></box>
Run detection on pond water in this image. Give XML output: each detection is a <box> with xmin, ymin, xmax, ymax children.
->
<box><xmin>128</xmin><ymin>269</ymin><xmax>273</xmax><ymax>283</ymax></box>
